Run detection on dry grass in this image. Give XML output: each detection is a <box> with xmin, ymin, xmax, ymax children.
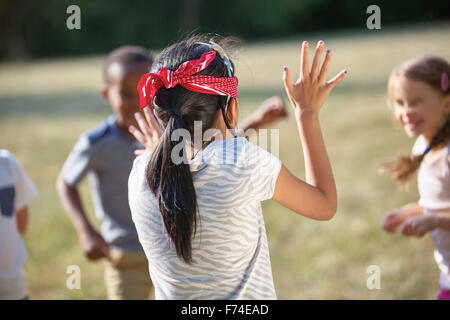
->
<box><xmin>1</xmin><ymin>22</ymin><xmax>449</xmax><ymax>299</ymax></box>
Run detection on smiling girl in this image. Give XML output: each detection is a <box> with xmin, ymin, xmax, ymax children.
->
<box><xmin>381</xmin><ymin>55</ymin><xmax>450</xmax><ymax>300</ymax></box>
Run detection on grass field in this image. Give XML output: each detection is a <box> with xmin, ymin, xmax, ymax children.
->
<box><xmin>1</xmin><ymin>22</ymin><xmax>450</xmax><ymax>299</ymax></box>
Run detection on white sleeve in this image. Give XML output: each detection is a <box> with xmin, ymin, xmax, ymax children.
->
<box><xmin>10</xmin><ymin>154</ymin><xmax>38</xmax><ymax>211</ymax></box>
<box><xmin>247</xmin><ymin>142</ymin><xmax>282</xmax><ymax>202</ymax></box>
<box><xmin>412</xmin><ymin>135</ymin><xmax>427</xmax><ymax>156</ymax></box>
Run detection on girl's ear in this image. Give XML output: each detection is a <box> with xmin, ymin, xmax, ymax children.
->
<box><xmin>226</xmin><ymin>98</ymin><xmax>239</xmax><ymax>128</ymax></box>
<box><xmin>101</xmin><ymin>87</ymin><xmax>110</xmax><ymax>103</ymax></box>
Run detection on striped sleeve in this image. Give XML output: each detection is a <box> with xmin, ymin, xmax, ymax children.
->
<box><xmin>246</xmin><ymin>142</ymin><xmax>282</xmax><ymax>202</ymax></box>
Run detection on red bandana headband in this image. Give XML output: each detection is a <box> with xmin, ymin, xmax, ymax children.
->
<box><xmin>138</xmin><ymin>50</ymin><xmax>238</xmax><ymax>109</ymax></box>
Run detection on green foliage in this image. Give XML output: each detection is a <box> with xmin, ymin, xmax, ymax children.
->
<box><xmin>0</xmin><ymin>0</ymin><xmax>449</xmax><ymax>60</ymax></box>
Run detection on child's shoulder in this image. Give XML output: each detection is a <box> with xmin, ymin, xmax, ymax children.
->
<box><xmin>0</xmin><ymin>149</ymin><xmax>19</xmax><ymax>167</ymax></box>
<box><xmin>0</xmin><ymin>149</ymin><xmax>14</xmax><ymax>171</ymax></box>
<box><xmin>128</xmin><ymin>151</ymin><xmax>153</xmax><ymax>196</ymax></box>
<box><xmin>0</xmin><ymin>150</ymin><xmax>26</xmax><ymax>178</ymax></box>
<box><xmin>243</xmin><ymin>138</ymin><xmax>280</xmax><ymax>162</ymax></box>
<box><xmin>132</xmin><ymin>151</ymin><xmax>152</xmax><ymax>171</ymax></box>
<box><xmin>0</xmin><ymin>149</ymin><xmax>13</xmax><ymax>160</ymax></box>
<box><xmin>211</xmin><ymin>137</ymin><xmax>280</xmax><ymax>169</ymax></box>
<box><xmin>84</xmin><ymin>116</ymin><xmax>116</xmax><ymax>145</ymax></box>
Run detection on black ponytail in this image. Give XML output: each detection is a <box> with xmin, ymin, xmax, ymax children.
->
<box><xmin>146</xmin><ymin>113</ymin><xmax>198</xmax><ymax>263</ymax></box>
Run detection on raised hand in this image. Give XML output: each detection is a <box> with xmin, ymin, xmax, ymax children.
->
<box><xmin>282</xmin><ymin>40</ymin><xmax>346</xmax><ymax>116</ymax></box>
<box><xmin>129</xmin><ymin>107</ymin><xmax>163</xmax><ymax>155</ymax></box>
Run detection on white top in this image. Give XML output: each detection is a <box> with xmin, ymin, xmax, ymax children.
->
<box><xmin>128</xmin><ymin>137</ymin><xmax>282</xmax><ymax>299</ymax></box>
<box><xmin>0</xmin><ymin>150</ymin><xmax>38</xmax><ymax>299</ymax></box>
<box><xmin>413</xmin><ymin>136</ymin><xmax>450</xmax><ymax>290</ymax></box>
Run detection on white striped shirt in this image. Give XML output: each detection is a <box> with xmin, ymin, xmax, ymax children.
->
<box><xmin>128</xmin><ymin>137</ymin><xmax>282</xmax><ymax>299</ymax></box>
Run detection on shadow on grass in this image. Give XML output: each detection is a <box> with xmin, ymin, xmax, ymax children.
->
<box><xmin>0</xmin><ymin>91</ymin><xmax>109</xmax><ymax>119</ymax></box>
<box><xmin>0</xmin><ymin>79</ymin><xmax>387</xmax><ymax>120</ymax></box>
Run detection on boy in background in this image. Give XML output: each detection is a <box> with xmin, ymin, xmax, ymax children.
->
<box><xmin>57</xmin><ymin>46</ymin><xmax>153</xmax><ymax>300</ymax></box>
<box><xmin>56</xmin><ymin>45</ymin><xmax>287</xmax><ymax>300</ymax></box>
<box><xmin>0</xmin><ymin>150</ymin><xmax>38</xmax><ymax>300</ymax></box>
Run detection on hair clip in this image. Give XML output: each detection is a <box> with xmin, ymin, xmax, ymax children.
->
<box><xmin>442</xmin><ymin>71</ymin><xmax>449</xmax><ymax>92</ymax></box>
<box><xmin>209</xmin><ymin>41</ymin><xmax>234</xmax><ymax>76</ymax></box>
<box><xmin>196</xmin><ymin>41</ymin><xmax>234</xmax><ymax>77</ymax></box>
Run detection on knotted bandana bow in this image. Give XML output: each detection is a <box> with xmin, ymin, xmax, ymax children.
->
<box><xmin>138</xmin><ymin>51</ymin><xmax>238</xmax><ymax>109</ymax></box>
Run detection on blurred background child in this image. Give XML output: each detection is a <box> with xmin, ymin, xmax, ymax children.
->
<box><xmin>0</xmin><ymin>149</ymin><xmax>38</xmax><ymax>299</ymax></box>
<box><xmin>56</xmin><ymin>45</ymin><xmax>155</xmax><ymax>300</ymax></box>
<box><xmin>381</xmin><ymin>55</ymin><xmax>450</xmax><ymax>300</ymax></box>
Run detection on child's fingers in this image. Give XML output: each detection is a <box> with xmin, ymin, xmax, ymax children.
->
<box><xmin>400</xmin><ymin>224</ymin><xmax>410</xmax><ymax>236</ymax></box>
<box><xmin>143</xmin><ymin>106</ymin><xmax>163</xmax><ymax>136</ymax></box>
<box><xmin>300</xmin><ymin>41</ymin><xmax>309</xmax><ymax>81</ymax></box>
<box><xmin>282</xmin><ymin>66</ymin><xmax>296</xmax><ymax>107</ymax></box>
<box><xmin>326</xmin><ymin>69</ymin><xmax>347</xmax><ymax>90</ymax></box>
<box><xmin>129</xmin><ymin>125</ymin><xmax>147</xmax><ymax>146</ymax></box>
<box><xmin>401</xmin><ymin>221</ymin><xmax>416</xmax><ymax>236</ymax></box>
<box><xmin>318</xmin><ymin>49</ymin><xmax>332</xmax><ymax>83</ymax></box>
<box><xmin>134</xmin><ymin>112</ymin><xmax>154</xmax><ymax>139</ymax></box>
<box><xmin>383</xmin><ymin>216</ymin><xmax>399</xmax><ymax>233</ymax></box>
<box><xmin>310</xmin><ymin>40</ymin><xmax>324</xmax><ymax>80</ymax></box>
<box><xmin>282</xmin><ymin>66</ymin><xmax>294</xmax><ymax>90</ymax></box>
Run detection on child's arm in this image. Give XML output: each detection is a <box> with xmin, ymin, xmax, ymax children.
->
<box><xmin>56</xmin><ymin>172</ymin><xmax>110</xmax><ymax>260</ymax></box>
<box><xmin>272</xmin><ymin>41</ymin><xmax>346</xmax><ymax>221</ymax></box>
<box><xmin>238</xmin><ymin>96</ymin><xmax>287</xmax><ymax>132</ymax></box>
<box><xmin>430</xmin><ymin>211</ymin><xmax>450</xmax><ymax>230</ymax></box>
<box><xmin>16</xmin><ymin>206</ymin><xmax>28</xmax><ymax>235</ymax></box>
<box><xmin>400</xmin><ymin>209</ymin><xmax>450</xmax><ymax>237</ymax></box>
<box><xmin>9</xmin><ymin>151</ymin><xmax>37</xmax><ymax>235</ymax></box>
<box><xmin>383</xmin><ymin>202</ymin><xmax>424</xmax><ymax>233</ymax></box>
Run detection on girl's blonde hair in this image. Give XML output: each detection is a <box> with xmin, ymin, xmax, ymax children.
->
<box><xmin>381</xmin><ymin>55</ymin><xmax>450</xmax><ymax>183</ymax></box>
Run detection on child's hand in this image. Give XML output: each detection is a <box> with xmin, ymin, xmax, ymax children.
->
<box><xmin>129</xmin><ymin>107</ymin><xmax>163</xmax><ymax>155</ymax></box>
<box><xmin>282</xmin><ymin>40</ymin><xmax>346</xmax><ymax>116</ymax></box>
<box><xmin>254</xmin><ymin>96</ymin><xmax>287</xmax><ymax>126</ymax></box>
<box><xmin>79</xmin><ymin>228</ymin><xmax>110</xmax><ymax>261</ymax></box>
<box><xmin>382</xmin><ymin>203</ymin><xmax>424</xmax><ymax>233</ymax></box>
<box><xmin>400</xmin><ymin>216</ymin><xmax>437</xmax><ymax>237</ymax></box>
<box><xmin>383</xmin><ymin>209</ymin><xmax>411</xmax><ymax>233</ymax></box>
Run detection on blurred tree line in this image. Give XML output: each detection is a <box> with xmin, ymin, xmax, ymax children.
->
<box><xmin>0</xmin><ymin>0</ymin><xmax>449</xmax><ymax>60</ymax></box>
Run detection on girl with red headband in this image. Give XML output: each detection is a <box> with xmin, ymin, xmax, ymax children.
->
<box><xmin>128</xmin><ymin>35</ymin><xmax>347</xmax><ymax>299</ymax></box>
